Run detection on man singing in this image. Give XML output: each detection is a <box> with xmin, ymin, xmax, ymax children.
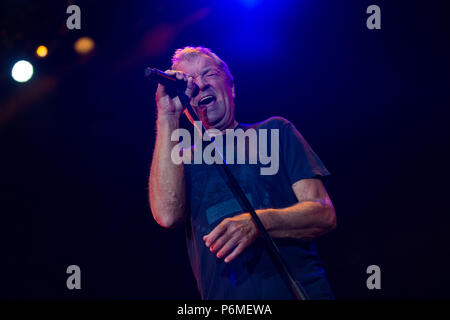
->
<box><xmin>149</xmin><ymin>46</ymin><xmax>336</xmax><ymax>299</ymax></box>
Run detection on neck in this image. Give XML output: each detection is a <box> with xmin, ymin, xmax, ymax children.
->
<box><xmin>225</xmin><ymin>120</ymin><xmax>239</xmax><ymax>131</ymax></box>
<box><xmin>202</xmin><ymin>120</ymin><xmax>238</xmax><ymax>138</ymax></box>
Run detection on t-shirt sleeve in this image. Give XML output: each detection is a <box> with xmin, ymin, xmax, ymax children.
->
<box><xmin>281</xmin><ymin>120</ymin><xmax>330</xmax><ymax>185</ymax></box>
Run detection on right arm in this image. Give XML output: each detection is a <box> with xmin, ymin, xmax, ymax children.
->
<box><xmin>148</xmin><ymin>70</ymin><xmax>195</xmax><ymax>228</ymax></box>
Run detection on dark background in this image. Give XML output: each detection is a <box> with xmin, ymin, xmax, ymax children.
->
<box><xmin>1</xmin><ymin>0</ymin><xmax>449</xmax><ymax>299</ymax></box>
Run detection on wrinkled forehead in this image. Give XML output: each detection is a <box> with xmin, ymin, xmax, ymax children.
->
<box><xmin>173</xmin><ymin>54</ymin><xmax>219</xmax><ymax>76</ymax></box>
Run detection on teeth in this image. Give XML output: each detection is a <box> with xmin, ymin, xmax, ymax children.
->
<box><xmin>199</xmin><ymin>95</ymin><xmax>215</xmax><ymax>106</ymax></box>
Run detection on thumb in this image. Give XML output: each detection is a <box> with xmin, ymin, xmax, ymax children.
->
<box><xmin>185</xmin><ymin>76</ymin><xmax>199</xmax><ymax>98</ymax></box>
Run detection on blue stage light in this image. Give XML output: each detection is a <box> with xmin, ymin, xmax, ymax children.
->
<box><xmin>239</xmin><ymin>0</ymin><xmax>262</xmax><ymax>8</ymax></box>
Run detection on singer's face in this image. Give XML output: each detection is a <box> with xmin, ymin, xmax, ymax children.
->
<box><xmin>175</xmin><ymin>55</ymin><xmax>235</xmax><ymax>131</ymax></box>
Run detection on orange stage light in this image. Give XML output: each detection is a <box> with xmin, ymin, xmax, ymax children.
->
<box><xmin>36</xmin><ymin>45</ymin><xmax>48</xmax><ymax>58</ymax></box>
<box><xmin>74</xmin><ymin>37</ymin><xmax>95</xmax><ymax>55</ymax></box>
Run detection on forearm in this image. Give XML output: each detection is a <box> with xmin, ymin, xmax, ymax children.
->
<box><xmin>149</xmin><ymin>115</ymin><xmax>186</xmax><ymax>228</ymax></box>
<box><xmin>257</xmin><ymin>200</ymin><xmax>336</xmax><ymax>240</ymax></box>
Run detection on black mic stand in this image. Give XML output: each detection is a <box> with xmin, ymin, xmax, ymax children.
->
<box><xmin>146</xmin><ymin>68</ymin><xmax>309</xmax><ymax>300</ymax></box>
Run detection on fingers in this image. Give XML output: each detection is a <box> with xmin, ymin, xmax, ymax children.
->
<box><xmin>203</xmin><ymin>221</ymin><xmax>227</xmax><ymax>247</ymax></box>
<box><xmin>185</xmin><ymin>75</ymin><xmax>198</xmax><ymax>98</ymax></box>
<box><xmin>209</xmin><ymin>230</ymin><xmax>233</xmax><ymax>254</ymax></box>
<box><xmin>203</xmin><ymin>214</ymin><xmax>257</xmax><ymax>263</ymax></box>
<box><xmin>216</xmin><ymin>235</ymin><xmax>239</xmax><ymax>259</ymax></box>
<box><xmin>164</xmin><ymin>69</ymin><xmax>181</xmax><ymax>79</ymax></box>
<box><xmin>157</xmin><ymin>70</ymin><xmax>197</xmax><ymax>98</ymax></box>
<box><xmin>156</xmin><ymin>70</ymin><xmax>184</xmax><ymax>95</ymax></box>
<box><xmin>155</xmin><ymin>83</ymin><xmax>182</xmax><ymax>114</ymax></box>
<box><xmin>212</xmin><ymin>233</ymin><xmax>249</xmax><ymax>264</ymax></box>
<box><xmin>224</xmin><ymin>242</ymin><xmax>247</xmax><ymax>263</ymax></box>
<box><xmin>170</xmin><ymin>70</ymin><xmax>197</xmax><ymax>98</ymax></box>
<box><xmin>155</xmin><ymin>69</ymin><xmax>190</xmax><ymax>116</ymax></box>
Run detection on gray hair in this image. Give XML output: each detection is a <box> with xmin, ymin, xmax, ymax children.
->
<box><xmin>171</xmin><ymin>46</ymin><xmax>234</xmax><ymax>85</ymax></box>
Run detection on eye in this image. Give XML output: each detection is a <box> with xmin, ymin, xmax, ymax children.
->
<box><xmin>205</xmin><ymin>70</ymin><xmax>219</xmax><ymax>77</ymax></box>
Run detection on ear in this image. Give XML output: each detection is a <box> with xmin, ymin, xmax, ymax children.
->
<box><xmin>231</xmin><ymin>82</ymin><xmax>236</xmax><ymax>99</ymax></box>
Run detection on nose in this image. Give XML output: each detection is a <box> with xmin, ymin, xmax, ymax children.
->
<box><xmin>193</xmin><ymin>75</ymin><xmax>210</xmax><ymax>91</ymax></box>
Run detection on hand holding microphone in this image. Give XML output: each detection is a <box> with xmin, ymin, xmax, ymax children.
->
<box><xmin>146</xmin><ymin>68</ymin><xmax>199</xmax><ymax>119</ymax></box>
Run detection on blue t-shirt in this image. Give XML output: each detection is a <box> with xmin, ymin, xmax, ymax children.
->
<box><xmin>184</xmin><ymin>117</ymin><xmax>334</xmax><ymax>299</ymax></box>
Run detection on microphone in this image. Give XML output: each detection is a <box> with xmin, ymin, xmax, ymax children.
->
<box><xmin>144</xmin><ymin>67</ymin><xmax>199</xmax><ymax>96</ymax></box>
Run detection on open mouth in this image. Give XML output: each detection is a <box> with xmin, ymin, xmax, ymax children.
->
<box><xmin>198</xmin><ymin>95</ymin><xmax>216</xmax><ymax>107</ymax></box>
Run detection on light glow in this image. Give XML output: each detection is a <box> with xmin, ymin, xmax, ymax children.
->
<box><xmin>36</xmin><ymin>45</ymin><xmax>48</xmax><ymax>58</ymax></box>
<box><xmin>11</xmin><ymin>60</ymin><xmax>34</xmax><ymax>83</ymax></box>
<box><xmin>74</xmin><ymin>37</ymin><xmax>95</xmax><ymax>55</ymax></box>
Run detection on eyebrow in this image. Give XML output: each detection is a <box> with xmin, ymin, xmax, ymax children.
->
<box><xmin>186</xmin><ymin>67</ymin><xmax>217</xmax><ymax>78</ymax></box>
<box><xmin>201</xmin><ymin>67</ymin><xmax>214</xmax><ymax>76</ymax></box>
